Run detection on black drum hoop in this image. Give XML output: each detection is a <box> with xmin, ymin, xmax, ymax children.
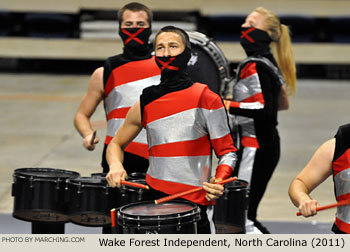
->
<box><xmin>67</xmin><ymin>177</ymin><xmax>109</xmax><ymax>189</ymax></box>
<box><xmin>13</xmin><ymin>168</ymin><xmax>80</xmax><ymax>182</ymax></box>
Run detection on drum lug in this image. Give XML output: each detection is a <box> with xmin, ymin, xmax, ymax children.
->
<box><xmin>177</xmin><ymin>214</ymin><xmax>181</xmax><ymax>231</ymax></box>
<box><xmin>55</xmin><ymin>178</ymin><xmax>61</xmax><ymax>190</ymax></box>
<box><xmin>137</xmin><ymin>216</ymin><xmax>141</xmax><ymax>230</ymax></box>
<box><xmin>137</xmin><ymin>189</ymin><xmax>142</xmax><ymax>201</ymax></box>
<box><xmin>158</xmin><ymin>216</ymin><xmax>161</xmax><ymax>231</ymax></box>
<box><xmin>104</xmin><ymin>185</ymin><xmax>109</xmax><ymax>195</ymax></box>
<box><xmin>54</xmin><ymin>178</ymin><xmax>61</xmax><ymax>202</ymax></box>
<box><xmin>224</xmin><ymin>188</ymin><xmax>229</xmax><ymax>200</ymax></box>
<box><xmin>29</xmin><ymin>176</ymin><xmax>34</xmax><ymax>201</ymax></box>
<box><xmin>77</xmin><ymin>182</ymin><xmax>82</xmax><ymax>194</ymax></box>
<box><xmin>11</xmin><ymin>183</ymin><xmax>17</xmax><ymax>197</ymax></box>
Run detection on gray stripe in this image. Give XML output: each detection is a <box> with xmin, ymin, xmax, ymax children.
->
<box><xmin>336</xmin><ymin>205</ymin><xmax>350</xmax><ymax>224</ymax></box>
<box><xmin>146</xmin><ymin>108</ymin><xmax>206</xmax><ymax>148</ymax></box>
<box><xmin>107</xmin><ymin>119</ymin><xmax>124</xmax><ymax>137</ymax></box>
<box><xmin>218</xmin><ymin>152</ymin><xmax>237</xmax><ymax>169</ymax></box>
<box><xmin>238</xmin><ymin>147</ymin><xmax>257</xmax><ymax>183</ymax></box>
<box><xmin>239</xmin><ymin>101</ymin><xmax>264</xmax><ymax>110</ymax></box>
<box><xmin>237</xmin><ymin>116</ymin><xmax>256</xmax><ymax>138</ymax></box>
<box><xmin>107</xmin><ymin>119</ymin><xmax>147</xmax><ymax>144</ymax></box>
<box><xmin>202</xmin><ymin>107</ymin><xmax>231</xmax><ymax>140</ymax></box>
<box><xmin>147</xmin><ymin>155</ymin><xmax>212</xmax><ymax>187</ymax></box>
<box><xmin>105</xmin><ymin>75</ymin><xmax>160</xmax><ymax>114</ymax></box>
<box><xmin>146</xmin><ymin>108</ymin><xmax>230</xmax><ymax>148</ymax></box>
<box><xmin>334</xmin><ymin>168</ymin><xmax>350</xmax><ymax>223</ymax></box>
<box><xmin>334</xmin><ymin>168</ymin><xmax>350</xmax><ymax>197</ymax></box>
<box><xmin>234</xmin><ymin>74</ymin><xmax>262</xmax><ymax>102</ymax></box>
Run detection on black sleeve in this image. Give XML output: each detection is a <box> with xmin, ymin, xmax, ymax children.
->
<box><xmin>229</xmin><ymin>64</ymin><xmax>275</xmax><ymax>120</ymax></box>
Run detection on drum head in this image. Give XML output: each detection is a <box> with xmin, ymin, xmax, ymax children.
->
<box><xmin>122</xmin><ymin>201</ymin><xmax>195</xmax><ymax>216</ymax></box>
<box><xmin>225</xmin><ymin>179</ymin><xmax>248</xmax><ymax>189</ymax></box>
<box><xmin>14</xmin><ymin>168</ymin><xmax>80</xmax><ymax>179</ymax></box>
<box><xmin>186</xmin><ymin>31</ymin><xmax>231</xmax><ymax>95</ymax></box>
<box><xmin>118</xmin><ymin>200</ymin><xmax>200</xmax><ymax>225</ymax></box>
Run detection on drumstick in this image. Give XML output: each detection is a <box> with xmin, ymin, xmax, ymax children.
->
<box><xmin>120</xmin><ymin>180</ymin><xmax>149</xmax><ymax>190</ymax></box>
<box><xmin>154</xmin><ymin>176</ymin><xmax>237</xmax><ymax>205</ymax></box>
<box><xmin>90</xmin><ymin>130</ymin><xmax>97</xmax><ymax>145</ymax></box>
<box><xmin>296</xmin><ymin>199</ymin><xmax>350</xmax><ymax>216</ymax></box>
<box><xmin>110</xmin><ymin>208</ymin><xmax>117</xmax><ymax>234</ymax></box>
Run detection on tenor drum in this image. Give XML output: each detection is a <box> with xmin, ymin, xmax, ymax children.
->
<box><xmin>91</xmin><ymin>172</ymin><xmax>153</xmax><ymax>207</ymax></box>
<box><xmin>214</xmin><ymin>179</ymin><xmax>249</xmax><ymax>233</ymax></box>
<box><xmin>118</xmin><ymin>200</ymin><xmax>201</xmax><ymax>234</ymax></box>
<box><xmin>187</xmin><ymin>31</ymin><xmax>232</xmax><ymax>95</ymax></box>
<box><xmin>66</xmin><ymin>175</ymin><xmax>120</xmax><ymax>227</ymax></box>
<box><xmin>12</xmin><ymin>168</ymin><xmax>80</xmax><ymax>223</ymax></box>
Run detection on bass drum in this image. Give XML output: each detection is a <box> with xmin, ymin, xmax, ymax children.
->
<box><xmin>186</xmin><ymin>31</ymin><xmax>232</xmax><ymax>95</ymax></box>
<box><xmin>12</xmin><ymin>168</ymin><xmax>80</xmax><ymax>223</ymax></box>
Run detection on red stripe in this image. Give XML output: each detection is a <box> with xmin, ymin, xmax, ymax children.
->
<box><xmin>124</xmin><ymin>142</ymin><xmax>149</xmax><ymax>159</ymax></box>
<box><xmin>336</xmin><ymin>193</ymin><xmax>350</xmax><ymax>202</ymax></box>
<box><xmin>105</xmin><ymin>135</ymin><xmax>112</xmax><ymax>145</ymax></box>
<box><xmin>211</xmin><ymin>133</ymin><xmax>237</xmax><ymax>156</ymax></box>
<box><xmin>107</xmin><ymin>107</ymin><xmax>130</xmax><ymax>120</ymax></box>
<box><xmin>241</xmin><ymin>136</ymin><xmax>259</xmax><ymax>148</ymax></box>
<box><xmin>149</xmin><ymin>136</ymin><xmax>211</xmax><ymax>157</ymax></box>
<box><xmin>335</xmin><ymin>217</ymin><xmax>350</xmax><ymax>234</ymax></box>
<box><xmin>242</xmin><ymin>92</ymin><xmax>265</xmax><ymax>104</ymax></box>
<box><xmin>228</xmin><ymin>101</ymin><xmax>240</xmax><ymax>108</ymax></box>
<box><xmin>333</xmin><ymin>149</ymin><xmax>350</xmax><ymax>176</ymax></box>
<box><xmin>215</xmin><ymin>164</ymin><xmax>233</xmax><ymax>180</ymax></box>
<box><xmin>104</xmin><ymin>57</ymin><xmax>160</xmax><ymax>97</ymax></box>
<box><xmin>143</xmin><ymin>83</ymin><xmax>222</xmax><ymax>125</ymax></box>
<box><xmin>104</xmin><ymin>137</ymin><xmax>149</xmax><ymax>159</ymax></box>
<box><xmin>146</xmin><ymin>174</ymin><xmax>214</xmax><ymax>205</ymax></box>
<box><xmin>240</xmin><ymin>62</ymin><xmax>257</xmax><ymax>79</ymax></box>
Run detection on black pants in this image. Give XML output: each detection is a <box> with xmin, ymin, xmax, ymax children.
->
<box><xmin>248</xmin><ymin>139</ymin><xmax>280</xmax><ymax>221</ymax></box>
<box><xmin>233</xmin><ymin>138</ymin><xmax>280</xmax><ymax>222</ymax></box>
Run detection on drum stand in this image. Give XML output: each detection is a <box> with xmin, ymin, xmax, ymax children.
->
<box><xmin>31</xmin><ymin>222</ymin><xmax>65</xmax><ymax>234</ymax></box>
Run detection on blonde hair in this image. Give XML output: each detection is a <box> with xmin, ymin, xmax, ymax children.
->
<box><xmin>254</xmin><ymin>7</ymin><xmax>296</xmax><ymax>95</ymax></box>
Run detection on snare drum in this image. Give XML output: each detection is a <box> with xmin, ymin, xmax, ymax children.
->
<box><xmin>66</xmin><ymin>176</ymin><xmax>119</xmax><ymax>227</ymax></box>
<box><xmin>214</xmin><ymin>179</ymin><xmax>249</xmax><ymax>233</ymax></box>
<box><xmin>187</xmin><ymin>31</ymin><xmax>232</xmax><ymax>95</ymax></box>
<box><xmin>12</xmin><ymin>168</ymin><xmax>80</xmax><ymax>223</ymax></box>
<box><xmin>118</xmin><ymin>200</ymin><xmax>201</xmax><ymax>234</ymax></box>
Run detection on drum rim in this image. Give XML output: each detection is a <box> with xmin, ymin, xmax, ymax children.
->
<box><xmin>13</xmin><ymin>168</ymin><xmax>80</xmax><ymax>181</ymax></box>
<box><xmin>68</xmin><ymin>176</ymin><xmax>107</xmax><ymax>184</ymax></box>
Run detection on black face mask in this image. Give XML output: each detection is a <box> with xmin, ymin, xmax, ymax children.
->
<box><xmin>155</xmin><ymin>47</ymin><xmax>193</xmax><ymax>90</ymax></box>
<box><xmin>240</xmin><ymin>27</ymin><xmax>272</xmax><ymax>56</ymax></box>
<box><xmin>119</xmin><ymin>27</ymin><xmax>152</xmax><ymax>58</ymax></box>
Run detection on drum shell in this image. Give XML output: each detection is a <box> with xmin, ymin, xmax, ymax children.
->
<box><xmin>66</xmin><ymin>177</ymin><xmax>120</xmax><ymax>227</ymax></box>
<box><xmin>91</xmin><ymin>172</ymin><xmax>153</xmax><ymax>206</ymax></box>
<box><xmin>214</xmin><ymin>179</ymin><xmax>249</xmax><ymax>233</ymax></box>
<box><xmin>11</xmin><ymin>168</ymin><xmax>80</xmax><ymax>223</ymax></box>
<box><xmin>187</xmin><ymin>31</ymin><xmax>231</xmax><ymax>95</ymax></box>
<box><xmin>118</xmin><ymin>201</ymin><xmax>201</xmax><ymax>234</ymax></box>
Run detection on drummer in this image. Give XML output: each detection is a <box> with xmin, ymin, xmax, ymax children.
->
<box><xmin>106</xmin><ymin>26</ymin><xmax>237</xmax><ymax>234</ymax></box>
